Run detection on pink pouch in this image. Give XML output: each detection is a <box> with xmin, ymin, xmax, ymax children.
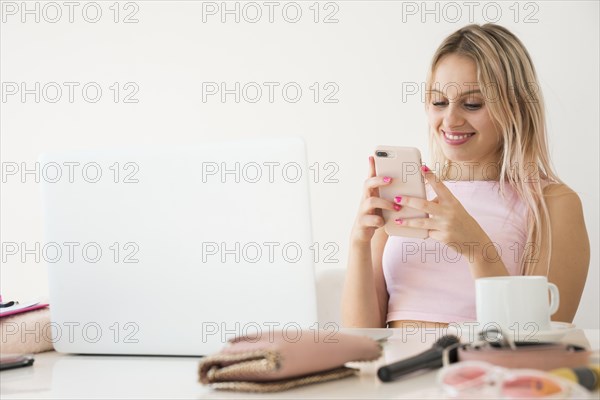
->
<box><xmin>198</xmin><ymin>330</ymin><xmax>382</xmax><ymax>392</ymax></box>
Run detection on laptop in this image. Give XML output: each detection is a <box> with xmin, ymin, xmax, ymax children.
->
<box><xmin>40</xmin><ymin>137</ymin><xmax>318</xmax><ymax>356</ymax></box>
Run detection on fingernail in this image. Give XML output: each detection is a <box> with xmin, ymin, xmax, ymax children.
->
<box><xmin>393</xmin><ymin>204</ymin><xmax>401</xmax><ymax>211</ymax></box>
<box><xmin>395</xmin><ymin>218</ymin><xmax>403</xmax><ymax>224</ymax></box>
<box><xmin>421</xmin><ymin>165</ymin><xmax>431</xmax><ymax>172</ymax></box>
<box><xmin>394</xmin><ymin>196</ymin><xmax>402</xmax><ymax>204</ymax></box>
<box><xmin>383</xmin><ymin>176</ymin><xmax>392</xmax><ymax>183</ymax></box>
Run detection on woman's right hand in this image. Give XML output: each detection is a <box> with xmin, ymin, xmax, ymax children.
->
<box><xmin>350</xmin><ymin>156</ymin><xmax>399</xmax><ymax>244</ymax></box>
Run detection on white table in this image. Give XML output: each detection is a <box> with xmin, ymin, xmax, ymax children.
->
<box><xmin>1</xmin><ymin>329</ymin><xmax>598</xmax><ymax>399</ymax></box>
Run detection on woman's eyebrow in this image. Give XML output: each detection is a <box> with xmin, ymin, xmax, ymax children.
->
<box><xmin>429</xmin><ymin>88</ymin><xmax>482</xmax><ymax>97</ymax></box>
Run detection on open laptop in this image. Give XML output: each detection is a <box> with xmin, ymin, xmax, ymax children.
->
<box><xmin>40</xmin><ymin>137</ymin><xmax>318</xmax><ymax>356</ymax></box>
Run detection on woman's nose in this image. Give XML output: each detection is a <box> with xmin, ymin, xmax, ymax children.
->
<box><xmin>443</xmin><ymin>104</ymin><xmax>465</xmax><ymax>128</ymax></box>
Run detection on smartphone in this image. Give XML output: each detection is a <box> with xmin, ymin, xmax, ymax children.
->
<box><xmin>0</xmin><ymin>354</ymin><xmax>34</xmax><ymax>371</ymax></box>
<box><xmin>374</xmin><ymin>146</ymin><xmax>428</xmax><ymax>239</ymax></box>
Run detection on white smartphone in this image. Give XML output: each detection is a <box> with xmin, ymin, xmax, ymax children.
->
<box><xmin>374</xmin><ymin>146</ymin><xmax>428</xmax><ymax>239</ymax></box>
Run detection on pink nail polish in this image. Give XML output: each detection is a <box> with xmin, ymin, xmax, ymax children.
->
<box><xmin>393</xmin><ymin>204</ymin><xmax>401</xmax><ymax>211</ymax></box>
<box><xmin>395</xmin><ymin>218</ymin><xmax>403</xmax><ymax>224</ymax></box>
<box><xmin>383</xmin><ymin>176</ymin><xmax>392</xmax><ymax>183</ymax></box>
<box><xmin>421</xmin><ymin>165</ymin><xmax>431</xmax><ymax>172</ymax></box>
<box><xmin>394</xmin><ymin>196</ymin><xmax>402</xmax><ymax>204</ymax></box>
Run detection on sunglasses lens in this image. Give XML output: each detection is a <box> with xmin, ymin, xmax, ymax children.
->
<box><xmin>501</xmin><ymin>375</ymin><xmax>563</xmax><ymax>398</ymax></box>
<box><xmin>444</xmin><ymin>367</ymin><xmax>486</xmax><ymax>386</ymax></box>
<box><xmin>442</xmin><ymin>365</ymin><xmax>488</xmax><ymax>387</ymax></box>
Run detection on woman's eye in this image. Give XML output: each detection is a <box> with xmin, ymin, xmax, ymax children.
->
<box><xmin>432</xmin><ymin>101</ymin><xmax>447</xmax><ymax>107</ymax></box>
<box><xmin>464</xmin><ymin>103</ymin><xmax>482</xmax><ymax>110</ymax></box>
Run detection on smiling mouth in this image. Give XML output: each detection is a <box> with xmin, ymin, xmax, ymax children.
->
<box><xmin>442</xmin><ymin>130</ymin><xmax>476</xmax><ymax>140</ymax></box>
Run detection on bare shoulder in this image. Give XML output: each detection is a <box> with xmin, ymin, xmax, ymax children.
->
<box><xmin>543</xmin><ymin>182</ymin><xmax>575</xmax><ymax>195</ymax></box>
<box><xmin>543</xmin><ymin>183</ymin><xmax>581</xmax><ymax>202</ymax></box>
<box><xmin>543</xmin><ymin>183</ymin><xmax>584</xmax><ymax>218</ymax></box>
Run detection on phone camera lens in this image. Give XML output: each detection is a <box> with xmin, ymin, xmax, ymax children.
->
<box><xmin>376</xmin><ymin>151</ymin><xmax>388</xmax><ymax>157</ymax></box>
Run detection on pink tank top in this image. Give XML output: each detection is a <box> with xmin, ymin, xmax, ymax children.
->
<box><xmin>382</xmin><ymin>180</ymin><xmax>529</xmax><ymax>324</ymax></box>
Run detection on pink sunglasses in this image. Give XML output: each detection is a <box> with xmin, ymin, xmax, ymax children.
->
<box><xmin>438</xmin><ymin>361</ymin><xmax>570</xmax><ymax>399</ymax></box>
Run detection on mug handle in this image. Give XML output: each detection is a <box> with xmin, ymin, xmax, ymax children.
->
<box><xmin>548</xmin><ymin>283</ymin><xmax>560</xmax><ymax>315</ymax></box>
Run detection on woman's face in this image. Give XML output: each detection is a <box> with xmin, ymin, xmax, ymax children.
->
<box><xmin>427</xmin><ymin>54</ymin><xmax>503</xmax><ymax>168</ymax></box>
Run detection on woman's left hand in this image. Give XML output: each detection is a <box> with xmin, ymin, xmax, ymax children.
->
<box><xmin>395</xmin><ymin>165</ymin><xmax>489</xmax><ymax>256</ymax></box>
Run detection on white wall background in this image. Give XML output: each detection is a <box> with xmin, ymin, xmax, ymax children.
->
<box><xmin>1</xmin><ymin>1</ymin><xmax>598</xmax><ymax>328</ymax></box>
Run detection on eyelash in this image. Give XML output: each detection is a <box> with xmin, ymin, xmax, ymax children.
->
<box><xmin>431</xmin><ymin>101</ymin><xmax>482</xmax><ymax>110</ymax></box>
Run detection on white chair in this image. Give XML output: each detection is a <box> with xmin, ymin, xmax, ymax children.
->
<box><xmin>315</xmin><ymin>267</ymin><xmax>346</xmax><ymax>327</ymax></box>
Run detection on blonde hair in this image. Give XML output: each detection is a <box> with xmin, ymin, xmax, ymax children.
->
<box><xmin>425</xmin><ymin>23</ymin><xmax>560</xmax><ymax>275</ymax></box>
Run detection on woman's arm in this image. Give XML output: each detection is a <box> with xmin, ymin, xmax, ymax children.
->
<box><xmin>342</xmin><ymin>227</ymin><xmax>389</xmax><ymax>328</ymax></box>
<box><xmin>341</xmin><ymin>156</ymin><xmax>396</xmax><ymax>328</ymax></box>
<box><xmin>530</xmin><ymin>183</ymin><xmax>590</xmax><ymax>323</ymax></box>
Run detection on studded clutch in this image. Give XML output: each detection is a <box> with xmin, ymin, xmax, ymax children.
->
<box><xmin>198</xmin><ymin>329</ymin><xmax>382</xmax><ymax>392</ymax></box>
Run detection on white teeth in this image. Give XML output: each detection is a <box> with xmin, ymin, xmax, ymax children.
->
<box><xmin>444</xmin><ymin>131</ymin><xmax>474</xmax><ymax>140</ymax></box>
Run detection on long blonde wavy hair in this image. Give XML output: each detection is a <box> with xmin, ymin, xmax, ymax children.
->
<box><xmin>425</xmin><ymin>23</ymin><xmax>560</xmax><ymax>276</ymax></box>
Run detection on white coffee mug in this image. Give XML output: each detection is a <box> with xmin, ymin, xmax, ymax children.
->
<box><xmin>475</xmin><ymin>276</ymin><xmax>560</xmax><ymax>334</ymax></box>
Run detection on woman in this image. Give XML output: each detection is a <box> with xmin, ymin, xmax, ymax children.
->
<box><xmin>342</xmin><ymin>23</ymin><xmax>590</xmax><ymax>328</ymax></box>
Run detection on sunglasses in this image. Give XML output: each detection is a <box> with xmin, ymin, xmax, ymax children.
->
<box><xmin>438</xmin><ymin>361</ymin><xmax>570</xmax><ymax>399</ymax></box>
